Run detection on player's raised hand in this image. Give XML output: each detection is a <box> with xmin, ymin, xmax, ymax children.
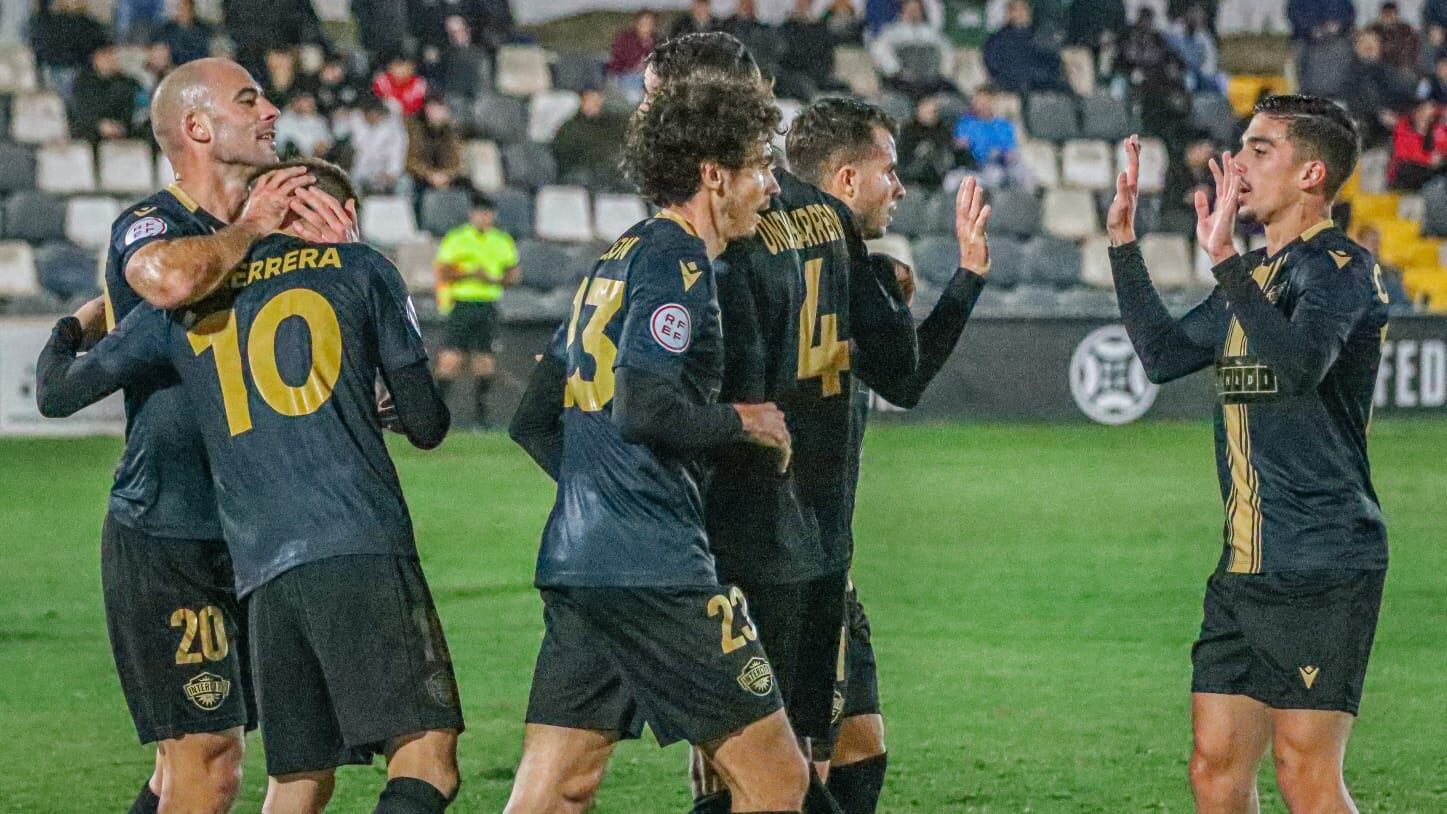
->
<box><xmin>1106</xmin><ymin>134</ymin><xmax>1141</xmax><ymax>247</ymax></box>
<box><xmin>288</xmin><ymin>186</ymin><xmax>359</xmax><ymax>243</ymax></box>
<box><xmin>236</xmin><ymin>166</ymin><xmax>314</xmax><ymax>236</ymax></box>
<box><xmin>734</xmin><ymin>401</ymin><xmax>792</xmax><ymax>472</ymax></box>
<box><xmin>955</xmin><ymin>175</ymin><xmax>992</xmax><ymax>275</ymax></box>
<box><xmin>1196</xmin><ymin>151</ymin><xmax>1243</xmax><ymax>265</ymax></box>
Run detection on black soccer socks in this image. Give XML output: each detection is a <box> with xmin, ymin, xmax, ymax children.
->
<box><xmin>806</xmin><ymin>768</ymin><xmax>846</xmax><ymax>814</ymax></box>
<box><xmin>690</xmin><ymin>790</ymin><xmax>731</xmax><ymax>814</ymax></box>
<box><xmin>826</xmin><ymin>753</ymin><xmax>888</xmax><ymax>814</ymax></box>
<box><xmin>128</xmin><ymin>780</ymin><xmax>160</xmax><ymax>814</ymax></box>
<box><xmin>374</xmin><ymin>776</ymin><xmax>450</xmax><ymax>814</ymax></box>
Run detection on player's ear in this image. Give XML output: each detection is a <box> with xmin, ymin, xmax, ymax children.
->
<box><xmin>700</xmin><ymin>161</ymin><xmax>726</xmax><ymax>194</ymax></box>
<box><xmin>834</xmin><ymin>164</ymin><xmax>857</xmax><ymax>202</ymax></box>
<box><xmin>183</xmin><ymin>109</ymin><xmax>212</xmax><ymax>144</ymax></box>
<box><xmin>1299</xmin><ymin>159</ymin><xmax>1327</xmax><ymax>194</ymax></box>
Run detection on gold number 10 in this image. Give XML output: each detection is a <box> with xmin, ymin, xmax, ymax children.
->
<box><xmin>187</xmin><ymin>289</ymin><xmax>344</xmax><ymax>436</ymax></box>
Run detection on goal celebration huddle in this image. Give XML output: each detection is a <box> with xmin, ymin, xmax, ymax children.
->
<box><xmin>32</xmin><ymin>31</ymin><xmax>1392</xmax><ymax>814</ymax></box>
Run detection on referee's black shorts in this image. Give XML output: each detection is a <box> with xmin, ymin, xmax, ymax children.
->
<box><xmin>442</xmin><ymin>300</ymin><xmax>498</xmax><ymax>353</ymax></box>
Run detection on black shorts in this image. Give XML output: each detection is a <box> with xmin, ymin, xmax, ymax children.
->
<box><xmin>825</xmin><ymin>585</ymin><xmax>881</xmax><ymax>754</ymax></box>
<box><xmin>740</xmin><ymin>569</ymin><xmax>848</xmax><ymax>743</ymax></box>
<box><xmin>526</xmin><ymin>585</ymin><xmax>784</xmax><ymax>747</ymax></box>
<box><xmin>101</xmin><ymin>512</ymin><xmax>254</xmax><ymax>744</ymax></box>
<box><xmin>442</xmin><ymin>300</ymin><xmax>498</xmax><ymax>353</ymax></box>
<box><xmin>248</xmin><ymin>555</ymin><xmax>465</xmax><ymax>777</ymax></box>
<box><xmin>1191</xmin><ymin>569</ymin><xmax>1386</xmax><ymax>715</ymax></box>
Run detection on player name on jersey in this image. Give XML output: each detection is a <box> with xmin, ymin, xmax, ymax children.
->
<box><xmin>754</xmin><ymin>202</ymin><xmax>847</xmax><ymax>256</ymax></box>
<box><xmin>229</xmin><ymin>247</ymin><xmax>344</xmax><ymax>289</ymax></box>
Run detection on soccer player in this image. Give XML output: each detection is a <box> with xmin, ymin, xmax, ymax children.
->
<box><xmin>786</xmin><ymin>98</ymin><xmax>994</xmax><ymax>814</ymax></box>
<box><xmin>72</xmin><ymin>56</ymin><xmax>347</xmax><ymax>814</ymax></box>
<box><xmin>37</xmin><ymin>159</ymin><xmax>464</xmax><ymax>814</ymax></box>
<box><xmin>504</xmin><ymin>78</ymin><xmax>808</xmax><ymax>814</ymax></box>
<box><xmin>1106</xmin><ymin>96</ymin><xmax>1390</xmax><ymax>813</ymax></box>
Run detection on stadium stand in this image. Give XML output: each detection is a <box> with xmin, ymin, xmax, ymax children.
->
<box><xmin>534</xmin><ymin>185</ymin><xmax>592</xmax><ymax>243</ymax></box>
<box><xmin>360</xmin><ymin>196</ymin><xmax>420</xmax><ymax>247</ymax></box>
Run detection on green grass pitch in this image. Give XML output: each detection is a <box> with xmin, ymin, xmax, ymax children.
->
<box><xmin>1</xmin><ymin>421</ymin><xmax>1443</xmax><ymax>812</ymax></box>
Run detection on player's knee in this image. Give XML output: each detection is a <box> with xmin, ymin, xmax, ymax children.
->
<box><xmin>164</xmin><ymin>732</ymin><xmax>244</xmax><ymax>804</ymax></box>
<box><xmin>471</xmin><ymin>355</ymin><xmax>496</xmax><ymax>378</ymax></box>
<box><xmin>1271</xmin><ymin>744</ymin><xmax>1343</xmax><ymax>806</ymax></box>
<box><xmin>1188</xmin><ymin>740</ymin><xmax>1250</xmax><ymax>796</ymax></box>
<box><xmin>435</xmin><ymin>352</ymin><xmax>462</xmax><ymax>377</ymax></box>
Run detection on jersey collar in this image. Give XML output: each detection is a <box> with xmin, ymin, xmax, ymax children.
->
<box><xmin>655</xmin><ymin>208</ymin><xmax>700</xmax><ymax>238</ymax></box>
<box><xmin>166</xmin><ymin>183</ymin><xmax>226</xmax><ymax>230</ymax></box>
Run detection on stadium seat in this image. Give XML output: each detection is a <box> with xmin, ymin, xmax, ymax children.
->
<box><xmin>528</xmin><ymin>90</ymin><xmax>580</xmax><ymax>143</ymax></box>
<box><xmin>1061</xmin><ymin>140</ymin><xmax>1113</xmax><ymax>191</ymax></box>
<box><xmin>1397</xmin><ymin>195</ymin><xmax>1425</xmax><ymax>224</ymax></box>
<box><xmin>832</xmin><ymin>47</ymin><xmax>880</xmax><ymax>98</ymax></box>
<box><xmin>64</xmin><ymin>196</ymin><xmax>121</xmax><ymax>250</ymax></box>
<box><xmin>987</xmin><ymin>236</ymin><xmax>1028</xmax><ymax>287</ymax></box>
<box><xmin>1060</xmin><ymin>47</ymin><xmax>1096</xmax><ymax>97</ymax></box>
<box><xmin>1024</xmin><ymin>93</ymin><xmax>1077</xmax><ymax>142</ymax></box>
<box><xmin>865</xmin><ymin>233</ymin><xmax>913</xmax><ymax>269</ymax></box>
<box><xmin>502</xmin><ymin>141</ymin><xmax>558</xmax><ymax>190</ymax></box>
<box><xmin>910</xmin><ymin>236</ymin><xmax>959</xmax><ymax>286</ymax></box>
<box><xmin>5</xmin><ymin>190</ymin><xmax>67</xmax><ymax>242</ymax></box>
<box><xmin>464</xmin><ymin>139</ymin><xmax>505</xmax><ymax>193</ymax></box>
<box><xmin>876</xmin><ymin>92</ymin><xmax>914</xmax><ymax>126</ymax></box>
<box><xmin>1422</xmin><ymin>178</ymin><xmax>1447</xmax><ymax>237</ymax></box>
<box><xmin>495</xmin><ymin>45</ymin><xmax>552</xmax><ymax>96</ymax></box>
<box><xmin>393</xmin><ymin>238</ymin><xmax>440</xmax><ymax>295</ymax></box>
<box><xmin>419</xmin><ymin>187</ymin><xmax>472</xmax><ymax>236</ymax></box>
<box><xmin>1140</xmin><ymin>234</ymin><xmax>1194</xmax><ymax>290</ymax></box>
<box><xmin>515</xmin><ymin>239</ymin><xmax>574</xmax><ymax>290</ymax></box>
<box><xmin>987</xmin><ymin>188</ymin><xmax>1041</xmax><ymax>238</ymax></box>
<box><xmin>0</xmin><ymin>142</ymin><xmax>36</xmax><ymax>192</ymax></box>
<box><xmin>0</xmin><ymin>44</ymin><xmax>38</xmax><ymax>92</ymax></box>
<box><xmin>491</xmin><ymin>187</ymin><xmax>533</xmax><ymax>238</ymax></box>
<box><xmin>592</xmin><ymin>193</ymin><xmax>647</xmax><ymax>242</ymax></box>
<box><xmin>1351</xmin><ymin>192</ymin><xmax>1400</xmax><ymax>223</ymax></box>
<box><xmin>951</xmin><ymin>47</ymin><xmax>987</xmax><ymax>94</ymax></box>
<box><xmin>565</xmin><ymin>241</ymin><xmax>607</xmax><ymax>284</ymax></box>
<box><xmin>35</xmin><ymin>240</ymin><xmax>99</xmax><ymax>300</ymax></box>
<box><xmin>993</xmin><ymin>92</ymin><xmax>1023</xmax><ymax>125</ymax></box>
<box><xmin>0</xmin><ymin>240</ymin><xmax>40</xmax><ymax>297</ymax></box>
<box><xmin>921</xmin><ymin>190</ymin><xmax>958</xmax><ymax>235</ymax></box>
<box><xmin>891</xmin><ymin>188</ymin><xmax>933</xmax><ymax>237</ymax></box>
<box><xmin>498</xmin><ymin>286</ymin><xmax>575</xmax><ymax>322</ymax></box>
<box><xmin>1227</xmin><ymin>75</ymin><xmax>1288</xmax><ymax>118</ymax></box>
<box><xmin>1190</xmin><ymin>94</ymin><xmax>1236</xmax><ymax>144</ymax></box>
<box><xmin>1128</xmin><ymin>137</ymin><xmax>1168</xmax><ymax>195</ymax></box>
<box><xmin>1079</xmin><ymin>235</ymin><xmax>1113</xmax><ymax>289</ymax></box>
<box><xmin>472</xmin><ymin>93</ymin><xmax>528</xmax><ymax>143</ymax></box>
<box><xmin>1025</xmin><ymin>237</ymin><xmax>1082</xmax><ymax>287</ymax></box>
<box><xmin>534</xmin><ymin>185</ymin><xmax>592</xmax><ymax>243</ymax></box>
<box><xmin>1356</xmin><ymin>148</ymin><xmax>1390</xmax><ymax>195</ymax></box>
<box><xmin>551</xmin><ymin>52</ymin><xmax>605</xmax><ymax>93</ymax></box>
<box><xmin>359</xmin><ymin>196</ymin><xmax>419</xmax><ymax>247</ymax></box>
<box><xmin>10</xmin><ymin>91</ymin><xmax>67</xmax><ymax>144</ymax></box>
<box><xmin>97</xmin><ymin>140</ymin><xmax>154</xmax><ymax>195</ymax></box>
<box><xmin>37</xmin><ymin>142</ymin><xmax>97</xmax><ymax>194</ymax></box>
<box><xmin>438</xmin><ymin>47</ymin><xmax>492</xmax><ymax>99</ymax></box>
<box><xmin>155</xmin><ymin>152</ymin><xmax>176</xmax><ymax>186</ymax></box>
<box><xmin>1080</xmin><ymin>94</ymin><xmax>1132</xmax><ymax>142</ymax></box>
<box><xmin>1042</xmin><ymin>188</ymin><xmax>1099</xmax><ymax>240</ymax></box>
<box><xmin>1018</xmin><ymin>140</ymin><xmax>1059</xmax><ymax>189</ymax></box>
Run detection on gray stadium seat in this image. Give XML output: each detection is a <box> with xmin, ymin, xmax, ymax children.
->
<box><xmin>1024</xmin><ymin>93</ymin><xmax>1077</xmax><ymax>142</ymax></box>
<box><xmin>0</xmin><ymin>240</ymin><xmax>39</xmax><ymax>297</ymax></box>
<box><xmin>1025</xmin><ymin>237</ymin><xmax>1083</xmax><ymax>287</ymax></box>
<box><xmin>1061</xmin><ymin>139</ymin><xmax>1114</xmax><ymax>191</ymax></box>
<box><xmin>5</xmin><ymin>191</ymin><xmax>67</xmax><ymax>242</ymax></box>
<box><xmin>419</xmin><ymin>187</ymin><xmax>472</xmax><ymax>236</ymax></box>
<box><xmin>393</xmin><ymin>238</ymin><xmax>440</xmax><ymax>295</ymax></box>
<box><xmin>473</xmin><ymin>93</ymin><xmax>528</xmax><ymax>143</ymax></box>
<box><xmin>1080</xmin><ymin>94</ymin><xmax>1133</xmax><ymax>142</ymax></box>
<box><xmin>1190</xmin><ymin>94</ymin><xmax>1236</xmax><ymax>144</ymax></box>
<box><xmin>552</xmin><ymin>53</ymin><xmax>605</xmax><ymax>93</ymax></box>
<box><xmin>564</xmin><ymin>241</ymin><xmax>607</xmax><ymax>285</ymax></box>
<box><xmin>987</xmin><ymin>188</ymin><xmax>1041</xmax><ymax>238</ymax></box>
<box><xmin>438</xmin><ymin>47</ymin><xmax>491</xmax><ymax>99</ymax></box>
<box><xmin>950</xmin><ymin>47</ymin><xmax>987</xmax><ymax>95</ymax></box>
<box><xmin>1078</xmin><ymin>235</ymin><xmax>1113</xmax><ymax>289</ymax></box>
<box><xmin>890</xmin><ymin>188</ymin><xmax>933</xmax><ymax>237</ymax></box>
<box><xmin>535</xmin><ymin>185</ymin><xmax>592</xmax><ymax>243</ymax></box>
<box><xmin>528</xmin><ymin>89</ymin><xmax>581</xmax><ymax>143</ymax></box>
<box><xmin>491</xmin><ymin>187</ymin><xmax>533</xmax><ymax>238</ymax></box>
<box><xmin>875</xmin><ymin>92</ymin><xmax>914</xmax><ymax>126</ymax></box>
<box><xmin>64</xmin><ymin>196</ymin><xmax>121</xmax><ymax>250</ymax></box>
<box><xmin>832</xmin><ymin>47</ymin><xmax>881</xmax><ymax>97</ymax></box>
<box><xmin>592</xmin><ymin>193</ymin><xmax>647</xmax><ymax>241</ymax></box>
<box><xmin>98</xmin><ymin>140</ymin><xmax>154</xmax><ymax>195</ymax></box>
<box><xmin>464</xmin><ymin>140</ymin><xmax>505</xmax><ymax>193</ymax></box>
<box><xmin>359</xmin><ymin>196</ymin><xmax>419</xmax><ymax>247</ymax></box>
<box><xmin>0</xmin><ymin>45</ymin><xmax>38</xmax><ymax>93</ymax></box>
<box><xmin>921</xmin><ymin>190</ymin><xmax>958</xmax><ymax>236</ymax></box>
<box><xmin>10</xmin><ymin>91</ymin><xmax>65</xmax><ymax>143</ymax></box>
<box><xmin>910</xmin><ymin>236</ymin><xmax>959</xmax><ymax>287</ymax></box>
<box><xmin>515</xmin><ymin>239</ymin><xmax>573</xmax><ymax>290</ymax></box>
<box><xmin>1018</xmin><ymin>140</ymin><xmax>1059</xmax><ymax>189</ymax></box>
<box><xmin>987</xmin><ymin>236</ymin><xmax>1028</xmax><ymax>287</ymax></box>
<box><xmin>1122</xmin><ymin>137</ymin><xmax>1168</xmax><ymax>195</ymax></box>
<box><xmin>37</xmin><ymin>142</ymin><xmax>96</xmax><ymax>194</ymax></box>
<box><xmin>1042</xmin><ymin>188</ymin><xmax>1099</xmax><ymax>240</ymax></box>
<box><xmin>35</xmin><ymin>240</ymin><xmax>99</xmax><ymax>300</ymax></box>
<box><xmin>1420</xmin><ymin>177</ymin><xmax>1447</xmax><ymax>238</ymax></box>
<box><xmin>502</xmin><ymin>141</ymin><xmax>558</xmax><ymax>190</ymax></box>
<box><xmin>495</xmin><ymin>45</ymin><xmax>552</xmax><ymax>96</ymax></box>
<box><xmin>0</xmin><ymin>142</ymin><xmax>36</xmax><ymax>192</ymax></box>
<box><xmin>1060</xmin><ymin>47</ymin><xmax>1096</xmax><ymax>97</ymax></box>
<box><xmin>1140</xmin><ymin>234</ymin><xmax>1194</xmax><ymax>290</ymax></box>
<box><xmin>866</xmin><ymin>234</ymin><xmax>913</xmax><ymax>270</ymax></box>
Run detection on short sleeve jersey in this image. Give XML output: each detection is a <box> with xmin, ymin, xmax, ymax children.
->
<box><xmin>101</xmin><ymin>185</ymin><xmax>224</xmax><ymax>539</ymax></box>
<box><xmin>535</xmin><ymin>214</ymin><xmax>726</xmax><ymax>588</ymax></box>
<box><xmin>89</xmin><ymin>235</ymin><xmax>431</xmax><ymax>596</ymax></box>
<box><xmin>436</xmin><ymin>224</ymin><xmax>518</xmax><ymax>302</ymax></box>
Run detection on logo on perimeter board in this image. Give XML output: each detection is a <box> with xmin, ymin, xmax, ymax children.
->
<box><xmin>737</xmin><ymin>656</ymin><xmax>775</xmax><ymax>696</ymax></box>
<box><xmin>184</xmin><ymin>672</ymin><xmax>231</xmax><ymax>711</ymax></box>
<box><xmin>1070</xmin><ymin>325</ymin><xmax>1159</xmax><ymax>425</ymax></box>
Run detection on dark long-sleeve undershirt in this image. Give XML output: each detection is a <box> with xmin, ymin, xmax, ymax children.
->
<box><xmin>851</xmin><ymin>254</ymin><xmax>920</xmax><ymax>383</ymax></box>
<box><xmin>1109</xmin><ymin>242</ymin><xmax>1224</xmax><ymax>384</ymax></box>
<box><xmin>379</xmin><ymin>359</ymin><xmax>450</xmax><ymax>449</ymax></box>
<box><xmin>508</xmin><ymin>353</ymin><xmax>566</xmax><ymax>479</ymax></box>
<box><xmin>857</xmin><ymin>266</ymin><xmax>987</xmax><ymax>407</ymax></box>
<box><xmin>613</xmin><ymin>366</ymin><xmax>743</xmax><ymax>455</ymax></box>
<box><xmin>35</xmin><ymin>317</ymin><xmax>122</xmax><ymax>418</ymax></box>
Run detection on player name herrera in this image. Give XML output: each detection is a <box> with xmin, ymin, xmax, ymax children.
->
<box><xmin>755</xmin><ymin>203</ymin><xmax>847</xmax><ymax>256</ymax></box>
<box><xmin>228</xmin><ymin>247</ymin><xmax>345</xmax><ymax>289</ymax></box>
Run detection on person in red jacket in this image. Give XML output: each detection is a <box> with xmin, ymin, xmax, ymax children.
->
<box><xmin>372</xmin><ymin>53</ymin><xmax>428</xmax><ymax>117</ymax></box>
<box><xmin>605</xmin><ymin>10</ymin><xmax>658</xmax><ymax>101</ymax></box>
<box><xmin>1388</xmin><ymin>100</ymin><xmax>1447</xmax><ymax>190</ymax></box>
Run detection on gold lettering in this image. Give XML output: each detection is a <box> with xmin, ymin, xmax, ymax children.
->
<box><xmin>282</xmin><ymin>251</ymin><xmax>299</xmax><ymax>273</ymax></box>
<box><xmin>246</xmin><ymin>261</ymin><xmax>263</xmax><ymax>285</ymax></box>
<box><xmin>263</xmin><ymin>256</ymin><xmax>282</xmax><ymax>278</ymax></box>
<box><xmin>298</xmin><ymin>248</ymin><xmax>320</xmax><ymax>269</ymax></box>
<box><xmin>320</xmin><ymin>247</ymin><xmax>342</xmax><ymax>268</ymax></box>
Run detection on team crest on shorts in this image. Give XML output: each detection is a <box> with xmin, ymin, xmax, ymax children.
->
<box><xmin>425</xmin><ymin>670</ymin><xmax>456</xmax><ymax>707</ymax></box>
<box><xmin>183</xmin><ymin>672</ymin><xmax>231</xmax><ymax>711</ymax></box>
<box><xmin>737</xmin><ymin>656</ymin><xmax>775</xmax><ymax>696</ymax></box>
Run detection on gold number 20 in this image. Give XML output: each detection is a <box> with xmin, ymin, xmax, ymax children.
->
<box><xmin>171</xmin><ymin>606</ymin><xmax>229</xmax><ymax>664</ymax></box>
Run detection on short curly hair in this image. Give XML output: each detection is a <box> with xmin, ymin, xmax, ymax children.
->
<box><xmin>626</xmin><ymin>78</ymin><xmax>781</xmax><ymax>207</ymax></box>
<box><xmin>786</xmin><ymin>97</ymin><xmax>899</xmax><ymax>188</ymax></box>
<box><xmin>1253</xmin><ymin>94</ymin><xmax>1360</xmax><ymax>197</ymax></box>
<box><xmin>647</xmin><ymin>32</ymin><xmax>764</xmax><ymax>89</ymax></box>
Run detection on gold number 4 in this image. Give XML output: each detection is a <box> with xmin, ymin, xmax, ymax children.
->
<box><xmin>707</xmin><ymin>586</ymin><xmax>759</xmax><ymax>655</ymax></box>
<box><xmin>170</xmin><ymin>606</ymin><xmax>230</xmax><ymax>664</ymax></box>
<box><xmin>563</xmin><ymin>278</ymin><xmax>626</xmax><ymax>412</ymax></box>
<box><xmin>187</xmin><ymin>289</ymin><xmax>344</xmax><ymax>436</ymax></box>
<box><xmin>797</xmin><ymin>258</ymin><xmax>850</xmax><ymax>397</ymax></box>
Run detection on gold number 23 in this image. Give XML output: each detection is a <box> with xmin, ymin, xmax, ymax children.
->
<box><xmin>707</xmin><ymin>586</ymin><xmax>758</xmax><ymax>654</ymax></box>
<box><xmin>187</xmin><ymin>289</ymin><xmax>343</xmax><ymax>436</ymax></box>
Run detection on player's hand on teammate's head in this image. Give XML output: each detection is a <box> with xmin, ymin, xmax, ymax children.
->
<box><xmin>287</xmin><ymin>185</ymin><xmax>359</xmax><ymax>244</ymax></box>
<box><xmin>733</xmin><ymin>402</ymin><xmax>792</xmax><ymax>472</ymax></box>
<box><xmin>1106</xmin><ymin>134</ymin><xmax>1140</xmax><ymax>247</ymax></box>
<box><xmin>236</xmin><ymin>166</ymin><xmax>315</xmax><ymax>237</ymax></box>
<box><xmin>71</xmin><ymin>296</ymin><xmax>108</xmax><ymax>349</ymax></box>
<box><xmin>1195</xmin><ymin>150</ymin><xmax>1243</xmax><ymax>265</ymax></box>
<box><xmin>955</xmin><ymin>175</ymin><xmax>991</xmax><ymax>276</ymax></box>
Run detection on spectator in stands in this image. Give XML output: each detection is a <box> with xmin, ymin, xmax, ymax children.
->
<box><xmin>305</xmin><ymin>55</ymin><xmax>367</xmax><ymax>118</ymax></box>
<box><xmin>898</xmin><ymin>95</ymin><xmax>962</xmax><ymax>188</ymax></box>
<box><xmin>606</xmin><ymin>10</ymin><xmax>659</xmax><ymax>101</ymax></box>
<box><xmin>339</xmin><ymin>98</ymin><xmax>408</xmax><ymax>193</ymax></box>
<box><xmin>221</xmin><ymin>0</ymin><xmax>327</xmax><ymax>80</ymax></box>
<box><xmin>1367</xmin><ymin>2</ymin><xmax>1419</xmax><ymax>71</ymax></box>
<box><xmin>1422</xmin><ymin>52</ymin><xmax>1447</xmax><ymax>104</ymax></box>
<box><xmin>1167</xmin><ymin>3</ymin><xmax>1224</xmax><ymax>93</ymax></box>
<box><xmin>553</xmin><ymin>87</ymin><xmax>628</xmax><ymax>188</ymax></box>
<box><xmin>1066</xmin><ymin>0</ymin><xmax>1127</xmax><ymax>59</ymax></box>
<box><xmin>406</xmin><ymin>97</ymin><xmax>466</xmax><ymax>208</ymax></box>
<box><xmin>778</xmin><ymin>0</ymin><xmax>842</xmax><ymax>100</ymax></box>
<box><xmin>31</xmin><ymin>0</ymin><xmax>109</xmax><ymax>97</ymax></box>
<box><xmin>373</xmin><ymin>53</ymin><xmax>429</xmax><ymax>117</ymax></box>
<box><xmin>1116</xmin><ymin>7</ymin><xmax>1175</xmax><ymax>86</ymax></box>
<box><xmin>870</xmin><ymin>0</ymin><xmax>957</xmax><ymax>98</ymax></box>
<box><xmin>473</xmin><ymin>0</ymin><xmax>517</xmax><ymax>52</ymax></box>
<box><xmin>670</xmin><ymin>0</ymin><xmax>721</xmax><ymax>40</ymax></box>
<box><xmin>952</xmin><ymin>86</ymin><xmax>1026</xmax><ymax>188</ymax></box>
<box><xmin>1161</xmin><ymin>135</ymin><xmax>1216</xmax><ymax>234</ymax></box>
<box><xmin>114</xmin><ymin>0</ymin><xmax>164</xmax><ymax>44</ymax></box>
<box><xmin>983</xmin><ymin>0</ymin><xmax>1069</xmax><ymax>94</ymax></box>
<box><xmin>722</xmin><ymin>0</ymin><xmax>781</xmax><ymax>75</ymax></box>
<box><xmin>352</xmin><ymin>0</ymin><xmax>407</xmax><ymax>63</ymax></box>
<box><xmin>152</xmin><ymin>0</ymin><xmax>212</xmax><ymax>65</ymax></box>
<box><xmin>822</xmin><ymin>0</ymin><xmax>865</xmax><ymax>45</ymax></box>
<box><xmin>70</xmin><ymin>42</ymin><xmax>143</xmax><ymax>142</ymax></box>
<box><xmin>262</xmin><ymin>46</ymin><xmax>300</xmax><ymax>105</ymax></box>
<box><xmin>1388</xmin><ymin>100</ymin><xmax>1447</xmax><ymax>190</ymax></box>
<box><xmin>411</xmin><ymin>0</ymin><xmax>463</xmax><ymax>54</ymax></box>
<box><xmin>275</xmin><ymin>91</ymin><xmax>334</xmax><ymax>159</ymax></box>
<box><xmin>1428</xmin><ymin>0</ymin><xmax>1447</xmax><ymax>33</ymax></box>
<box><xmin>1343</xmin><ymin>30</ymin><xmax>1419</xmax><ymax>148</ymax></box>
<box><xmin>140</xmin><ymin>41</ymin><xmax>174</xmax><ymax>90</ymax></box>
<box><xmin>427</xmin><ymin>15</ymin><xmax>492</xmax><ymax>99</ymax></box>
<box><xmin>1287</xmin><ymin>0</ymin><xmax>1355</xmax><ymax>42</ymax></box>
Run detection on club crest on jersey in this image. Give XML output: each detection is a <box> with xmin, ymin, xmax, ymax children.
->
<box><xmin>183</xmin><ymin>672</ymin><xmax>231</xmax><ymax>711</ymax></box>
<box><xmin>737</xmin><ymin>656</ymin><xmax>775</xmax><ymax>696</ymax></box>
<box><xmin>650</xmin><ymin>303</ymin><xmax>691</xmax><ymax>353</ymax></box>
<box><xmin>124</xmin><ymin>216</ymin><xmax>167</xmax><ymax>246</ymax></box>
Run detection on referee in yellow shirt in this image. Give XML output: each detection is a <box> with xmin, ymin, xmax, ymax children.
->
<box><xmin>433</xmin><ymin>193</ymin><xmax>520</xmax><ymax>428</ymax></box>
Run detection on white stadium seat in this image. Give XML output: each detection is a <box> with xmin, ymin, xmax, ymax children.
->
<box><xmin>534</xmin><ymin>185</ymin><xmax>593</xmax><ymax>243</ymax></box>
<box><xmin>37</xmin><ymin>142</ymin><xmax>97</xmax><ymax>193</ymax></box>
<box><xmin>1060</xmin><ymin>47</ymin><xmax>1096</xmax><ymax>97</ymax></box>
<box><xmin>98</xmin><ymin>140</ymin><xmax>154</xmax><ymax>195</ymax></box>
<box><xmin>464</xmin><ymin>140</ymin><xmax>505</xmax><ymax>193</ymax></box>
<box><xmin>1019</xmin><ymin>140</ymin><xmax>1060</xmax><ymax>189</ymax></box>
<box><xmin>1042</xmin><ymin>188</ymin><xmax>1100</xmax><ymax>240</ymax></box>
<box><xmin>527</xmin><ymin>90</ymin><xmax>580</xmax><ymax>143</ymax></box>
<box><xmin>0</xmin><ymin>44</ymin><xmax>38</xmax><ymax>92</ymax></box>
<box><xmin>1061</xmin><ymin>139</ymin><xmax>1114</xmax><ymax>191</ymax></box>
<box><xmin>951</xmin><ymin>47</ymin><xmax>987</xmax><ymax>95</ymax></box>
<box><xmin>0</xmin><ymin>241</ymin><xmax>39</xmax><ymax>298</ymax></box>
<box><xmin>64</xmin><ymin>196</ymin><xmax>122</xmax><ymax>250</ymax></box>
<box><xmin>496</xmin><ymin>45</ymin><xmax>552</xmax><ymax>97</ymax></box>
<box><xmin>394</xmin><ymin>238</ymin><xmax>440</xmax><ymax>295</ymax></box>
<box><xmin>156</xmin><ymin>152</ymin><xmax>176</xmax><ymax>186</ymax></box>
<box><xmin>1079</xmin><ymin>234</ymin><xmax>1114</xmax><ymax>289</ymax></box>
<box><xmin>865</xmin><ymin>234</ymin><xmax>914</xmax><ymax>269</ymax></box>
<box><xmin>832</xmin><ymin>47</ymin><xmax>880</xmax><ymax>98</ymax></box>
<box><xmin>592</xmin><ymin>193</ymin><xmax>647</xmax><ymax>241</ymax></box>
<box><xmin>1119</xmin><ymin>137</ymin><xmax>1168</xmax><ymax>195</ymax></box>
<box><xmin>359</xmin><ymin>196</ymin><xmax>419</xmax><ymax>247</ymax></box>
<box><xmin>11</xmin><ymin>91</ymin><xmax>67</xmax><ymax>144</ymax></box>
<box><xmin>1140</xmin><ymin>234</ymin><xmax>1194</xmax><ymax>290</ymax></box>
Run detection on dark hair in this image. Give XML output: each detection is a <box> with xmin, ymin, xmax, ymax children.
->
<box><xmin>470</xmin><ymin>191</ymin><xmax>496</xmax><ymax>210</ymax></box>
<box><xmin>625</xmin><ymin>78</ymin><xmax>781</xmax><ymax>207</ymax></box>
<box><xmin>647</xmin><ymin>32</ymin><xmax>763</xmax><ymax>88</ymax></box>
<box><xmin>786</xmin><ymin>97</ymin><xmax>899</xmax><ymax>187</ymax></box>
<box><xmin>1253</xmin><ymin>94</ymin><xmax>1360</xmax><ymax>198</ymax></box>
<box><xmin>254</xmin><ymin>157</ymin><xmax>360</xmax><ymax>212</ymax></box>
